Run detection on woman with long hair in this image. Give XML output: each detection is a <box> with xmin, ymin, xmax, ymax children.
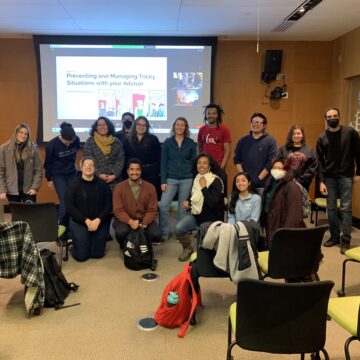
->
<box><xmin>83</xmin><ymin>116</ymin><xmax>124</xmax><ymax>189</ymax></box>
<box><xmin>0</xmin><ymin>124</ymin><xmax>42</xmax><ymax>203</ymax></box>
<box><xmin>278</xmin><ymin>124</ymin><xmax>317</xmax><ymax>191</ymax></box>
<box><xmin>123</xmin><ymin>116</ymin><xmax>161</xmax><ymax>199</ymax></box>
<box><xmin>174</xmin><ymin>153</ymin><xmax>225</xmax><ymax>261</ymax></box>
<box><xmin>44</xmin><ymin>122</ymin><xmax>80</xmax><ymax>227</ymax></box>
<box><xmin>227</xmin><ymin>172</ymin><xmax>261</xmax><ymax>224</ymax></box>
<box><xmin>158</xmin><ymin>117</ymin><xmax>197</xmax><ymax>241</ymax></box>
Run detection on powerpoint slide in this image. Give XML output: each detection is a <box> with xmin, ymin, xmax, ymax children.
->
<box><xmin>56</xmin><ymin>56</ymin><xmax>167</xmax><ymax>120</ymax></box>
<box><xmin>173</xmin><ymin>72</ymin><xmax>203</xmax><ymax>89</ymax></box>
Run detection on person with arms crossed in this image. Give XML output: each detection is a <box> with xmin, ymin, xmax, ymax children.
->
<box><xmin>317</xmin><ymin>107</ymin><xmax>360</xmax><ymax>254</ymax></box>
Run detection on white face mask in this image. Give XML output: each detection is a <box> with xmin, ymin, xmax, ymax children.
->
<box><xmin>271</xmin><ymin>169</ymin><xmax>286</xmax><ymax>180</ymax></box>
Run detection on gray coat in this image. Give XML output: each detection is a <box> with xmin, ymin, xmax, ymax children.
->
<box><xmin>0</xmin><ymin>142</ymin><xmax>43</xmax><ymax>195</ymax></box>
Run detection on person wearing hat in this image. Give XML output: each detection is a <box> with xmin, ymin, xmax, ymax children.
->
<box><xmin>44</xmin><ymin>121</ymin><xmax>80</xmax><ymax>228</ymax></box>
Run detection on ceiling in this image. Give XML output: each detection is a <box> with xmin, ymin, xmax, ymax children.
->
<box><xmin>0</xmin><ymin>0</ymin><xmax>359</xmax><ymax>41</ymax></box>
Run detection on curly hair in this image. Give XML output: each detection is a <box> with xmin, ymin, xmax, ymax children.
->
<box><xmin>193</xmin><ymin>153</ymin><xmax>223</xmax><ymax>178</ymax></box>
<box><xmin>203</xmin><ymin>103</ymin><xmax>224</xmax><ymax>125</ymax></box>
<box><xmin>89</xmin><ymin>116</ymin><xmax>115</xmax><ymax>136</ymax></box>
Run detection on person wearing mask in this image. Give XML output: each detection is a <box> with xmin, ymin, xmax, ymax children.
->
<box><xmin>158</xmin><ymin>117</ymin><xmax>197</xmax><ymax>241</ymax></box>
<box><xmin>197</xmin><ymin>103</ymin><xmax>231</xmax><ymax>194</ymax></box>
<box><xmin>115</xmin><ymin>112</ymin><xmax>135</xmax><ymax>144</ymax></box>
<box><xmin>262</xmin><ymin>159</ymin><xmax>305</xmax><ymax>246</ymax></box>
<box><xmin>174</xmin><ymin>154</ymin><xmax>225</xmax><ymax>261</ymax></box>
<box><xmin>227</xmin><ymin>172</ymin><xmax>261</xmax><ymax>225</ymax></box>
<box><xmin>278</xmin><ymin>124</ymin><xmax>317</xmax><ymax>191</ymax></box>
<box><xmin>83</xmin><ymin>116</ymin><xmax>124</xmax><ymax>189</ymax></box>
<box><xmin>65</xmin><ymin>156</ymin><xmax>112</xmax><ymax>261</ymax></box>
<box><xmin>317</xmin><ymin>107</ymin><xmax>360</xmax><ymax>254</ymax></box>
<box><xmin>44</xmin><ymin>122</ymin><xmax>80</xmax><ymax>227</ymax></box>
<box><xmin>0</xmin><ymin>124</ymin><xmax>42</xmax><ymax>203</ymax></box>
<box><xmin>123</xmin><ymin>116</ymin><xmax>161</xmax><ymax>199</ymax></box>
<box><xmin>234</xmin><ymin>112</ymin><xmax>278</xmax><ymax>196</ymax></box>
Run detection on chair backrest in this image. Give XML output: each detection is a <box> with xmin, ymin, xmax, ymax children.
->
<box><xmin>235</xmin><ymin>279</ymin><xmax>334</xmax><ymax>354</ymax></box>
<box><xmin>268</xmin><ymin>225</ymin><xmax>328</xmax><ymax>279</ymax></box>
<box><xmin>9</xmin><ymin>202</ymin><xmax>58</xmax><ymax>243</ymax></box>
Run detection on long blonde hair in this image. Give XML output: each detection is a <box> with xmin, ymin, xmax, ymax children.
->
<box><xmin>9</xmin><ymin>124</ymin><xmax>35</xmax><ymax>163</ymax></box>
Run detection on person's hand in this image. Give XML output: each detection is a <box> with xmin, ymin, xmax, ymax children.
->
<box><xmin>107</xmin><ymin>175</ymin><xmax>116</xmax><ymax>183</ymax></box>
<box><xmin>90</xmin><ymin>218</ymin><xmax>101</xmax><ymax>231</ymax></box>
<box><xmin>199</xmin><ymin>176</ymin><xmax>207</xmax><ymax>188</ymax></box>
<box><xmin>161</xmin><ymin>184</ymin><xmax>167</xmax><ymax>192</ymax></box>
<box><xmin>354</xmin><ymin>175</ymin><xmax>360</xmax><ymax>183</ymax></box>
<box><xmin>85</xmin><ymin>218</ymin><xmax>93</xmax><ymax>231</ymax></box>
<box><xmin>183</xmin><ymin>200</ymin><xmax>190</xmax><ymax>210</ymax></box>
<box><xmin>319</xmin><ymin>182</ymin><xmax>328</xmax><ymax>196</ymax></box>
<box><xmin>27</xmin><ymin>189</ymin><xmax>37</xmax><ymax>195</ymax></box>
<box><xmin>99</xmin><ymin>174</ymin><xmax>108</xmax><ymax>181</ymax></box>
<box><xmin>0</xmin><ymin>193</ymin><xmax>7</xmax><ymax>201</ymax></box>
<box><xmin>129</xmin><ymin>219</ymin><xmax>139</xmax><ymax>230</ymax></box>
<box><xmin>47</xmin><ymin>181</ymin><xmax>54</xmax><ymax>190</ymax></box>
<box><xmin>139</xmin><ymin>223</ymin><xmax>147</xmax><ymax>229</ymax></box>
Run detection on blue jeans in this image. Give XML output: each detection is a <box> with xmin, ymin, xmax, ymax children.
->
<box><xmin>174</xmin><ymin>213</ymin><xmax>198</xmax><ymax>237</ymax></box>
<box><xmin>53</xmin><ymin>173</ymin><xmax>77</xmax><ymax>227</ymax></box>
<box><xmin>158</xmin><ymin>178</ymin><xmax>193</xmax><ymax>240</ymax></box>
<box><xmin>70</xmin><ymin>219</ymin><xmax>108</xmax><ymax>261</ymax></box>
<box><xmin>325</xmin><ymin>177</ymin><xmax>353</xmax><ymax>243</ymax></box>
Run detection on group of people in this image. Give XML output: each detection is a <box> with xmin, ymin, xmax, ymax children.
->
<box><xmin>0</xmin><ymin>105</ymin><xmax>359</xmax><ymax>263</ymax></box>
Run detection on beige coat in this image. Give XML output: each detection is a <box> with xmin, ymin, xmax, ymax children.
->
<box><xmin>0</xmin><ymin>142</ymin><xmax>43</xmax><ymax>195</ymax></box>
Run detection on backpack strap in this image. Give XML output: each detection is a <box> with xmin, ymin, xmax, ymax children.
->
<box><xmin>177</xmin><ymin>264</ymin><xmax>200</xmax><ymax>338</ymax></box>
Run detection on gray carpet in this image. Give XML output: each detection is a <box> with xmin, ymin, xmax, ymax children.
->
<box><xmin>1</xmin><ymin>214</ymin><xmax>360</xmax><ymax>360</ymax></box>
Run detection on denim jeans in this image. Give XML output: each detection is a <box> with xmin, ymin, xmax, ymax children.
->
<box><xmin>174</xmin><ymin>213</ymin><xmax>198</xmax><ymax>237</ymax></box>
<box><xmin>325</xmin><ymin>177</ymin><xmax>353</xmax><ymax>243</ymax></box>
<box><xmin>70</xmin><ymin>219</ymin><xmax>108</xmax><ymax>261</ymax></box>
<box><xmin>158</xmin><ymin>178</ymin><xmax>193</xmax><ymax>240</ymax></box>
<box><xmin>53</xmin><ymin>173</ymin><xmax>77</xmax><ymax>227</ymax></box>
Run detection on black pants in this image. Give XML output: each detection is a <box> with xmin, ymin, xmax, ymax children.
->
<box><xmin>7</xmin><ymin>192</ymin><xmax>36</xmax><ymax>203</ymax></box>
<box><xmin>113</xmin><ymin>219</ymin><xmax>161</xmax><ymax>249</ymax></box>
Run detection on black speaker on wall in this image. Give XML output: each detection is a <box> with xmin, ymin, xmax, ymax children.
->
<box><xmin>262</xmin><ymin>49</ymin><xmax>283</xmax><ymax>83</ymax></box>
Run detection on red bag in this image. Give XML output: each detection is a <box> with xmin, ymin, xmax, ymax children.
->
<box><xmin>154</xmin><ymin>264</ymin><xmax>202</xmax><ymax>337</ymax></box>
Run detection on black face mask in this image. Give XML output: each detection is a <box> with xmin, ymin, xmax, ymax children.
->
<box><xmin>326</xmin><ymin>118</ymin><xmax>340</xmax><ymax>128</ymax></box>
<box><xmin>123</xmin><ymin>120</ymin><xmax>133</xmax><ymax>129</ymax></box>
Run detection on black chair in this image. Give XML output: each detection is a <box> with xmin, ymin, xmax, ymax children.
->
<box><xmin>9</xmin><ymin>202</ymin><xmax>69</xmax><ymax>268</ymax></box>
<box><xmin>258</xmin><ymin>225</ymin><xmax>328</xmax><ymax>281</ymax></box>
<box><xmin>227</xmin><ymin>279</ymin><xmax>334</xmax><ymax>360</ymax></box>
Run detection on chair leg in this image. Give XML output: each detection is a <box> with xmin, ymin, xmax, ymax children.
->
<box><xmin>315</xmin><ymin>272</ymin><xmax>320</xmax><ymax>282</ymax></box>
<box><xmin>58</xmin><ymin>242</ymin><xmax>63</xmax><ymax>269</ymax></box>
<box><xmin>337</xmin><ymin>259</ymin><xmax>355</xmax><ymax>297</ymax></box>
<box><xmin>321</xmin><ymin>348</ymin><xmax>330</xmax><ymax>360</ymax></box>
<box><xmin>315</xmin><ymin>209</ymin><xmax>318</xmax><ymax>227</ymax></box>
<box><xmin>300</xmin><ymin>353</ymin><xmax>305</xmax><ymax>360</ymax></box>
<box><xmin>227</xmin><ymin>317</ymin><xmax>232</xmax><ymax>347</ymax></box>
<box><xmin>226</xmin><ymin>341</ymin><xmax>237</xmax><ymax>360</ymax></box>
<box><xmin>63</xmin><ymin>240</ymin><xmax>70</xmax><ymax>262</ymax></box>
<box><xmin>344</xmin><ymin>336</ymin><xmax>358</xmax><ymax>360</ymax></box>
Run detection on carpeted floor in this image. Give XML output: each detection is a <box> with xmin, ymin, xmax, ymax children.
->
<box><xmin>1</xmin><ymin>213</ymin><xmax>360</xmax><ymax>360</ymax></box>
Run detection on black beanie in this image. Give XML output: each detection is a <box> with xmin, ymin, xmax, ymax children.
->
<box><xmin>60</xmin><ymin>125</ymin><xmax>76</xmax><ymax>141</ymax></box>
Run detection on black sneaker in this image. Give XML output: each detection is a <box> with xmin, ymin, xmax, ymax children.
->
<box><xmin>323</xmin><ymin>238</ymin><xmax>340</xmax><ymax>247</ymax></box>
<box><xmin>340</xmin><ymin>242</ymin><xmax>350</xmax><ymax>255</ymax></box>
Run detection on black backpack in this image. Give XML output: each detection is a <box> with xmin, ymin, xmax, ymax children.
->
<box><xmin>123</xmin><ymin>228</ymin><xmax>157</xmax><ymax>271</ymax></box>
<box><xmin>40</xmin><ymin>249</ymin><xmax>80</xmax><ymax>310</ymax></box>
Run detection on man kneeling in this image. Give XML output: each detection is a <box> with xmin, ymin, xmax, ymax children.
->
<box><xmin>113</xmin><ymin>158</ymin><xmax>161</xmax><ymax>249</ymax></box>
<box><xmin>65</xmin><ymin>156</ymin><xmax>112</xmax><ymax>261</ymax></box>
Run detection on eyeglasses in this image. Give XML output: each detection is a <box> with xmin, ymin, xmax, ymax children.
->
<box><xmin>252</xmin><ymin>121</ymin><xmax>264</xmax><ymax>126</ymax></box>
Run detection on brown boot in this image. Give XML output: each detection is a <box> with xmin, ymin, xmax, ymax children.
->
<box><xmin>177</xmin><ymin>234</ymin><xmax>194</xmax><ymax>262</ymax></box>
